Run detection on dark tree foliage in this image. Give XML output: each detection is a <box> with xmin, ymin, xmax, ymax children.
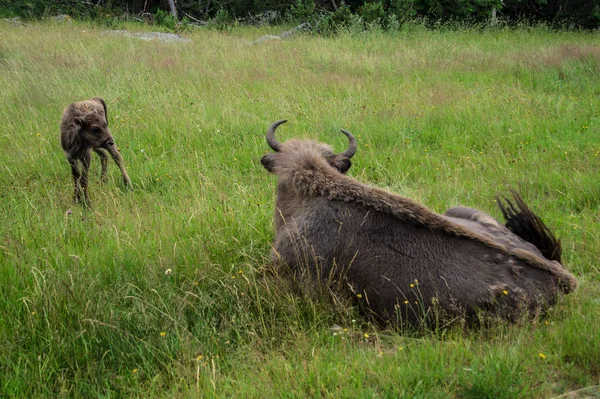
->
<box><xmin>0</xmin><ymin>0</ymin><xmax>100</xmax><ymax>18</ymax></box>
<box><xmin>413</xmin><ymin>0</ymin><xmax>501</xmax><ymax>20</ymax></box>
<box><xmin>502</xmin><ymin>0</ymin><xmax>600</xmax><ymax>28</ymax></box>
<box><xmin>0</xmin><ymin>0</ymin><xmax>598</xmax><ymax>27</ymax></box>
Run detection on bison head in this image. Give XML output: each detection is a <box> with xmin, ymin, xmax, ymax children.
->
<box><xmin>72</xmin><ymin>98</ymin><xmax>115</xmax><ymax>149</ymax></box>
<box><xmin>260</xmin><ymin>120</ymin><xmax>357</xmax><ymax>175</ymax></box>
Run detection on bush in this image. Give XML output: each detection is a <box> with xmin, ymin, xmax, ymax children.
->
<box><xmin>359</xmin><ymin>1</ymin><xmax>385</xmax><ymax>25</ymax></box>
<box><xmin>288</xmin><ymin>0</ymin><xmax>317</xmax><ymax>22</ymax></box>
<box><xmin>1</xmin><ymin>0</ymin><xmax>598</xmax><ymax>28</ymax></box>
<box><xmin>0</xmin><ymin>0</ymin><xmax>99</xmax><ymax>19</ymax></box>
<box><xmin>209</xmin><ymin>8</ymin><xmax>234</xmax><ymax>30</ymax></box>
<box><xmin>387</xmin><ymin>0</ymin><xmax>418</xmax><ymax>21</ymax></box>
<box><xmin>154</xmin><ymin>8</ymin><xmax>177</xmax><ymax>30</ymax></box>
<box><xmin>315</xmin><ymin>2</ymin><xmax>356</xmax><ymax>34</ymax></box>
<box><xmin>417</xmin><ymin>0</ymin><xmax>501</xmax><ymax>21</ymax></box>
<box><xmin>501</xmin><ymin>0</ymin><xmax>600</xmax><ymax>29</ymax></box>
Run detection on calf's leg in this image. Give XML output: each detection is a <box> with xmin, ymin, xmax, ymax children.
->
<box><xmin>106</xmin><ymin>145</ymin><xmax>131</xmax><ymax>187</ymax></box>
<box><xmin>94</xmin><ymin>148</ymin><xmax>109</xmax><ymax>183</ymax></box>
<box><xmin>80</xmin><ymin>151</ymin><xmax>92</xmax><ymax>205</ymax></box>
<box><xmin>68</xmin><ymin>157</ymin><xmax>82</xmax><ymax>203</ymax></box>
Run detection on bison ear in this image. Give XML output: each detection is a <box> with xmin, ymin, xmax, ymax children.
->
<box><xmin>260</xmin><ymin>154</ymin><xmax>277</xmax><ymax>173</ymax></box>
<box><xmin>73</xmin><ymin>117</ymin><xmax>86</xmax><ymax>127</ymax></box>
<box><xmin>331</xmin><ymin>156</ymin><xmax>352</xmax><ymax>174</ymax></box>
<box><xmin>91</xmin><ymin>97</ymin><xmax>108</xmax><ymax>122</ymax></box>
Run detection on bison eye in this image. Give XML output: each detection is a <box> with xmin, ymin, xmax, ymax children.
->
<box><xmin>91</xmin><ymin>127</ymin><xmax>101</xmax><ymax>134</ymax></box>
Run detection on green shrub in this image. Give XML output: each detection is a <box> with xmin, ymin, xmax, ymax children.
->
<box><xmin>209</xmin><ymin>8</ymin><xmax>234</xmax><ymax>30</ymax></box>
<box><xmin>2</xmin><ymin>0</ymin><xmax>599</xmax><ymax>28</ymax></box>
<box><xmin>387</xmin><ymin>0</ymin><xmax>418</xmax><ymax>21</ymax></box>
<box><xmin>418</xmin><ymin>0</ymin><xmax>501</xmax><ymax>21</ymax></box>
<box><xmin>315</xmin><ymin>2</ymin><xmax>355</xmax><ymax>34</ymax></box>
<box><xmin>154</xmin><ymin>8</ymin><xmax>177</xmax><ymax>30</ymax></box>
<box><xmin>0</xmin><ymin>0</ymin><xmax>98</xmax><ymax>19</ymax></box>
<box><xmin>288</xmin><ymin>0</ymin><xmax>317</xmax><ymax>22</ymax></box>
<box><xmin>359</xmin><ymin>1</ymin><xmax>385</xmax><ymax>25</ymax></box>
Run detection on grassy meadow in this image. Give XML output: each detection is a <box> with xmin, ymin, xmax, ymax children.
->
<box><xmin>0</xmin><ymin>19</ymin><xmax>599</xmax><ymax>397</ymax></box>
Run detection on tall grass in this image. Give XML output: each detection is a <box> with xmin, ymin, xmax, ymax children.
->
<box><xmin>0</xmin><ymin>20</ymin><xmax>599</xmax><ymax>397</ymax></box>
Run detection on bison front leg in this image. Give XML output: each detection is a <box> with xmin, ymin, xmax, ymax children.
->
<box><xmin>94</xmin><ymin>148</ymin><xmax>109</xmax><ymax>183</ymax></box>
<box><xmin>68</xmin><ymin>157</ymin><xmax>82</xmax><ymax>203</ymax></box>
<box><xmin>80</xmin><ymin>151</ymin><xmax>92</xmax><ymax>206</ymax></box>
<box><xmin>106</xmin><ymin>144</ymin><xmax>131</xmax><ymax>188</ymax></box>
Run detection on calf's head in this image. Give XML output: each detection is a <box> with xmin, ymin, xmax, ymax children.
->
<box><xmin>73</xmin><ymin>97</ymin><xmax>115</xmax><ymax>149</ymax></box>
<box><xmin>260</xmin><ymin>120</ymin><xmax>357</xmax><ymax>176</ymax></box>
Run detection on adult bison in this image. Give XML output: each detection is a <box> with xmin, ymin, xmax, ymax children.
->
<box><xmin>260</xmin><ymin>120</ymin><xmax>577</xmax><ymax>327</ymax></box>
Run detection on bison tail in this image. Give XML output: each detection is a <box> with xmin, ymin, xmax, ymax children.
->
<box><xmin>496</xmin><ymin>189</ymin><xmax>562</xmax><ymax>263</ymax></box>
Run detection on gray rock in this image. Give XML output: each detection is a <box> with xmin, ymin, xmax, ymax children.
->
<box><xmin>252</xmin><ymin>22</ymin><xmax>312</xmax><ymax>44</ymax></box>
<box><xmin>104</xmin><ymin>30</ymin><xmax>191</xmax><ymax>43</ymax></box>
<box><xmin>253</xmin><ymin>34</ymin><xmax>283</xmax><ymax>44</ymax></box>
<box><xmin>2</xmin><ymin>17</ymin><xmax>26</xmax><ymax>27</ymax></box>
<box><xmin>51</xmin><ymin>15</ymin><xmax>73</xmax><ymax>23</ymax></box>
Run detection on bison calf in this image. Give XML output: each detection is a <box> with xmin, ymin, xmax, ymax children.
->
<box><xmin>60</xmin><ymin>97</ymin><xmax>131</xmax><ymax>204</ymax></box>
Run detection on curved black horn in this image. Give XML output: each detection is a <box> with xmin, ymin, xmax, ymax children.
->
<box><xmin>266</xmin><ymin>119</ymin><xmax>287</xmax><ymax>152</ymax></box>
<box><xmin>339</xmin><ymin>129</ymin><xmax>357</xmax><ymax>159</ymax></box>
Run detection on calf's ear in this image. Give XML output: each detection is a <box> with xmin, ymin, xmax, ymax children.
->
<box><xmin>331</xmin><ymin>156</ymin><xmax>351</xmax><ymax>174</ymax></box>
<box><xmin>91</xmin><ymin>97</ymin><xmax>108</xmax><ymax>123</ymax></box>
<box><xmin>260</xmin><ymin>154</ymin><xmax>277</xmax><ymax>173</ymax></box>
<box><xmin>73</xmin><ymin>117</ymin><xmax>86</xmax><ymax>127</ymax></box>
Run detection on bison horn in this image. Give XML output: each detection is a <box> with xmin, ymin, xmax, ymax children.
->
<box><xmin>339</xmin><ymin>129</ymin><xmax>357</xmax><ymax>159</ymax></box>
<box><xmin>266</xmin><ymin>119</ymin><xmax>287</xmax><ymax>152</ymax></box>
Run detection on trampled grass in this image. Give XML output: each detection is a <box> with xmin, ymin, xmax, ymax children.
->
<box><xmin>0</xmin><ymin>20</ymin><xmax>599</xmax><ymax>397</ymax></box>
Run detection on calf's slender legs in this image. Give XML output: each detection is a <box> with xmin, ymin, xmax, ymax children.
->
<box><xmin>68</xmin><ymin>146</ymin><xmax>130</xmax><ymax>206</ymax></box>
<box><xmin>106</xmin><ymin>145</ymin><xmax>131</xmax><ymax>187</ymax></box>
<box><xmin>68</xmin><ymin>157</ymin><xmax>82</xmax><ymax>203</ymax></box>
<box><xmin>80</xmin><ymin>151</ymin><xmax>91</xmax><ymax>204</ymax></box>
<box><xmin>68</xmin><ymin>152</ymin><xmax>91</xmax><ymax>205</ymax></box>
<box><xmin>93</xmin><ymin>148</ymin><xmax>109</xmax><ymax>183</ymax></box>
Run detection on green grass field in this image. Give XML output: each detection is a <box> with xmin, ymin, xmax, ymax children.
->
<box><xmin>0</xmin><ymin>20</ymin><xmax>599</xmax><ymax>397</ymax></box>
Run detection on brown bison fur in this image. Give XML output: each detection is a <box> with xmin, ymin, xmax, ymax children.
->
<box><xmin>261</xmin><ymin>120</ymin><xmax>577</xmax><ymax>327</ymax></box>
<box><xmin>60</xmin><ymin>97</ymin><xmax>131</xmax><ymax>204</ymax></box>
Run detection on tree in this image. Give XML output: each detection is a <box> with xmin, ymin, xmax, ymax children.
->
<box><xmin>167</xmin><ymin>0</ymin><xmax>178</xmax><ymax>18</ymax></box>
